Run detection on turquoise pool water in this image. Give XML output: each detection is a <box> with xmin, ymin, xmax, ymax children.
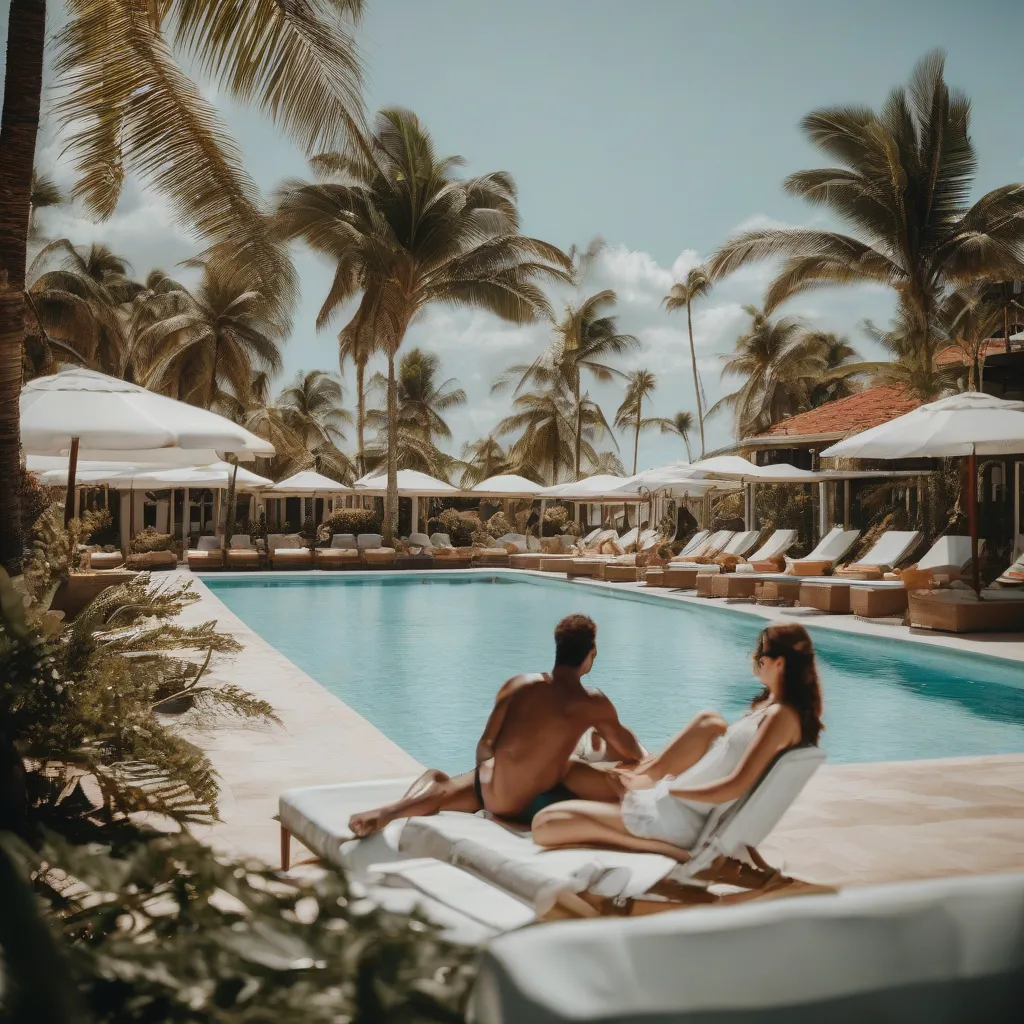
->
<box><xmin>206</xmin><ymin>573</ymin><xmax>1024</xmax><ymax>774</ymax></box>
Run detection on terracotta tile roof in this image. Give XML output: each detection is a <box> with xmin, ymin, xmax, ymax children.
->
<box><xmin>935</xmin><ymin>339</ymin><xmax>1005</xmax><ymax>365</ymax></box>
<box><xmin>753</xmin><ymin>385</ymin><xmax>922</xmax><ymax>440</ymax></box>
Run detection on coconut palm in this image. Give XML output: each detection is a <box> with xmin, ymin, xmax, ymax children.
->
<box><xmin>653</xmin><ymin>411</ymin><xmax>695</xmax><ymax>461</ymax></box>
<box><xmin>368</xmin><ymin>348</ymin><xmax>466</xmax><ymax>445</ymax></box>
<box><xmin>496</xmin><ymin>385</ymin><xmax>577</xmax><ymax>486</ymax></box>
<box><xmin>137</xmin><ymin>263</ymin><xmax>284</xmax><ymax>409</ymax></box>
<box><xmin>0</xmin><ymin>0</ymin><xmax>366</xmax><ymax>573</ymax></box>
<box><xmin>587</xmin><ymin>449</ymin><xmax>626</xmax><ymax>477</ymax></box>
<box><xmin>338</xmin><ymin>316</ymin><xmax>376</xmax><ymax>477</ymax></box>
<box><xmin>495</xmin><ymin>288</ymin><xmax>639</xmax><ymax>477</ymax></box>
<box><xmin>706</xmin><ymin>51</ymin><xmax>1024</xmax><ymax>379</ymax></box>
<box><xmin>614</xmin><ymin>368</ymin><xmax>659</xmax><ymax>473</ymax></box>
<box><xmin>28</xmin><ymin>171</ymin><xmax>63</xmax><ymax>242</ymax></box>
<box><xmin>710</xmin><ymin>306</ymin><xmax>829</xmax><ymax>439</ymax></box>
<box><xmin>804</xmin><ymin>332</ymin><xmax>862</xmax><ymax>406</ymax></box>
<box><xmin>938</xmin><ymin>285</ymin><xmax>1004</xmax><ymax>391</ymax></box>
<box><xmin>663</xmin><ymin>266</ymin><xmax>712</xmax><ymax>457</ymax></box>
<box><xmin>278</xmin><ymin>369</ymin><xmax>353</xmax><ymax>478</ymax></box>
<box><xmin>459</xmin><ymin>435</ymin><xmax>512</xmax><ymax>487</ymax></box>
<box><xmin>26</xmin><ymin>240</ymin><xmax>143</xmax><ymax>377</ymax></box>
<box><xmin>274</xmin><ymin>108</ymin><xmax>570</xmax><ymax>543</ymax></box>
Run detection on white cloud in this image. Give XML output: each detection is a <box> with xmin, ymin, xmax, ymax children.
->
<box><xmin>732</xmin><ymin>212</ymin><xmax>795</xmax><ymax>233</ymax></box>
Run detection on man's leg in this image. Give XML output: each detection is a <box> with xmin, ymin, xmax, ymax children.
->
<box><xmin>348</xmin><ymin>770</ymin><xmax>480</xmax><ymax>837</ymax></box>
<box><xmin>561</xmin><ymin>761</ymin><xmax>626</xmax><ymax>802</ymax></box>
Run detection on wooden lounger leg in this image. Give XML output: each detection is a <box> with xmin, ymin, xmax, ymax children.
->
<box><xmin>280</xmin><ymin>824</ymin><xmax>291</xmax><ymax>871</ymax></box>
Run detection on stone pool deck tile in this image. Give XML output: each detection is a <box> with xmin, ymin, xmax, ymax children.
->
<box><xmin>170</xmin><ymin>568</ymin><xmax>1024</xmax><ymax>890</ymax></box>
<box><xmin>761</xmin><ymin>753</ymin><xmax>1024</xmax><ymax>887</ymax></box>
<box><xmin>169</xmin><ymin>571</ymin><xmax>421</xmax><ymax>864</ymax></box>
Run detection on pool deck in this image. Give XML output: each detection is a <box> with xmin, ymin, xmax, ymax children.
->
<box><xmin>173</xmin><ymin>569</ymin><xmax>1024</xmax><ymax>888</ymax></box>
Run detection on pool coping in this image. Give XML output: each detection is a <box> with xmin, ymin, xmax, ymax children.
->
<box><xmin>199</xmin><ymin>566</ymin><xmax>1024</xmax><ymax>669</ymax></box>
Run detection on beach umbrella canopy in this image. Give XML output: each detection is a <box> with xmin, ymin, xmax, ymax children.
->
<box><xmin>470</xmin><ymin>473</ymin><xmax>544</xmax><ymax>496</ymax></box>
<box><xmin>22</xmin><ymin>367</ymin><xmax>274</xmax><ymax>524</ymax></box>
<box><xmin>21</xmin><ymin>367</ymin><xmax>274</xmax><ymax>458</ymax></box>
<box><xmin>821</xmin><ymin>392</ymin><xmax>1024</xmax><ymax>595</ymax></box>
<box><xmin>270</xmin><ymin>470</ymin><xmax>351</xmax><ymax>495</ymax></box>
<box><xmin>537</xmin><ymin>474</ymin><xmax>628</xmax><ymax>500</ymax></box>
<box><xmin>130</xmin><ymin>462</ymin><xmax>272</xmax><ymax>489</ymax></box>
<box><xmin>354</xmin><ymin>469</ymin><xmax>458</xmax><ymax>495</ymax></box>
<box><xmin>820</xmin><ymin>392</ymin><xmax>1024</xmax><ymax>460</ymax></box>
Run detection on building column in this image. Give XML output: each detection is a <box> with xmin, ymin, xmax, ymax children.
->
<box><xmin>817</xmin><ymin>481</ymin><xmax>827</xmax><ymax>541</ymax></box>
<box><xmin>843</xmin><ymin>479</ymin><xmax>851</xmax><ymax>530</ymax></box>
<box><xmin>411</xmin><ymin>495</ymin><xmax>419</xmax><ymax>535</ymax></box>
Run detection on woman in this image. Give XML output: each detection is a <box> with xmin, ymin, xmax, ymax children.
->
<box><xmin>532</xmin><ymin>623</ymin><xmax>824</xmax><ymax>859</ymax></box>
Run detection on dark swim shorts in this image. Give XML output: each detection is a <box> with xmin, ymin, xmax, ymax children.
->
<box><xmin>473</xmin><ymin>768</ymin><xmax>578</xmax><ymax>826</ymax></box>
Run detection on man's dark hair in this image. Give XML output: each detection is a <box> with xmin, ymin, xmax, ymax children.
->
<box><xmin>554</xmin><ymin>614</ymin><xmax>597</xmax><ymax>667</ymax></box>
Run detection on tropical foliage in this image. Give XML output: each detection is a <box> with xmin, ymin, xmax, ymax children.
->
<box><xmin>707</xmin><ymin>50</ymin><xmax>1024</xmax><ymax>404</ymax></box>
<box><xmin>663</xmin><ymin>266</ymin><xmax>712</xmax><ymax>456</ymax></box>
<box><xmin>274</xmin><ymin>107</ymin><xmax>570</xmax><ymax>541</ymax></box>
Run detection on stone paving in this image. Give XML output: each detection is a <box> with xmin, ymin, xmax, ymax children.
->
<box><xmin>172</xmin><ymin>569</ymin><xmax>1024</xmax><ymax>885</ymax></box>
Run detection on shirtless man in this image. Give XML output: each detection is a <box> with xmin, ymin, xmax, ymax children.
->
<box><xmin>348</xmin><ymin>614</ymin><xmax>644</xmax><ymax>837</ymax></box>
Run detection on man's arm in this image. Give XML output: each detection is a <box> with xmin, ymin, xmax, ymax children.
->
<box><xmin>474</xmin><ymin>679</ymin><xmax>517</xmax><ymax>766</ymax></box>
<box><xmin>589</xmin><ymin>691</ymin><xmax>644</xmax><ymax>763</ymax></box>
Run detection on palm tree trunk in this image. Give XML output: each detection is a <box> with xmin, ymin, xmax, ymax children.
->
<box><xmin>355</xmin><ymin>359</ymin><xmax>366</xmax><ymax>477</ymax></box>
<box><xmin>0</xmin><ymin>0</ymin><xmax>46</xmax><ymax>576</ymax></box>
<box><xmin>686</xmin><ymin>300</ymin><xmax>705</xmax><ymax>458</ymax></box>
<box><xmin>383</xmin><ymin>350</ymin><xmax>399</xmax><ymax>545</ymax></box>
<box><xmin>223</xmin><ymin>456</ymin><xmax>239</xmax><ymax>551</ymax></box>
<box><xmin>574</xmin><ymin>401</ymin><xmax>582</xmax><ymax>479</ymax></box>
<box><xmin>633</xmin><ymin>406</ymin><xmax>641</xmax><ymax>474</ymax></box>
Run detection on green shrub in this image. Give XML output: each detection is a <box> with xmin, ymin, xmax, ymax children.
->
<box><xmin>129</xmin><ymin>527</ymin><xmax>175</xmax><ymax>554</ymax></box>
<box><xmin>319</xmin><ymin>507</ymin><xmax>380</xmax><ymax>541</ymax></box>
<box><xmin>236</xmin><ymin>514</ymin><xmax>267</xmax><ymax>541</ymax></box>
<box><xmin>427</xmin><ymin>508</ymin><xmax>480</xmax><ymax>546</ymax></box>
<box><xmin>485</xmin><ymin>511</ymin><xmax>512</xmax><ymax>538</ymax></box>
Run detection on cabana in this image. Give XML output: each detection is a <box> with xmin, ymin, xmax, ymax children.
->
<box><xmin>265</xmin><ymin>470</ymin><xmax>351</xmax><ymax>531</ymax></box>
<box><xmin>354</xmin><ymin>469</ymin><xmax>459</xmax><ymax>536</ymax></box>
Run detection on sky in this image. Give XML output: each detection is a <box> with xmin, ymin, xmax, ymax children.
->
<box><xmin>7</xmin><ymin>0</ymin><xmax>1024</xmax><ymax>471</ymax></box>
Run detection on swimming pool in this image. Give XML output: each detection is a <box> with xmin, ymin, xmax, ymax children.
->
<box><xmin>205</xmin><ymin>572</ymin><xmax>1024</xmax><ymax>774</ymax></box>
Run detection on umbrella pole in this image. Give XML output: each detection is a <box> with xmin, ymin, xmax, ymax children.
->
<box><xmin>968</xmin><ymin>449</ymin><xmax>980</xmax><ymax>598</ymax></box>
<box><xmin>63</xmin><ymin>436</ymin><xmax>80</xmax><ymax>526</ymax></box>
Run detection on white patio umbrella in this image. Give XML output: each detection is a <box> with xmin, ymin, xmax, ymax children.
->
<box><xmin>21</xmin><ymin>367</ymin><xmax>274</xmax><ymax>523</ymax></box>
<box><xmin>470</xmin><ymin>473</ymin><xmax>544</xmax><ymax>496</ymax></box>
<box><xmin>270</xmin><ymin>470</ymin><xmax>351</xmax><ymax>495</ymax></box>
<box><xmin>353</xmin><ymin>469</ymin><xmax>458</xmax><ymax>495</ymax></box>
<box><xmin>822</xmin><ymin>392</ymin><xmax>1024</xmax><ymax>595</ymax></box>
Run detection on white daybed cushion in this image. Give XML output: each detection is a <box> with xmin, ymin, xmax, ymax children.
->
<box><xmin>721</xmin><ymin>530</ymin><xmax>761</xmax><ymax>557</ymax></box>
<box><xmin>746</xmin><ymin>529</ymin><xmax>798</xmax><ymax>562</ymax></box>
<box><xmin>800</xmin><ymin>526</ymin><xmax>861</xmax><ymax>564</ymax></box>
<box><xmin>850</xmin><ymin>530</ymin><xmax>921</xmax><ymax>569</ymax></box>
<box><xmin>471</xmin><ymin>871</ymin><xmax>1024</xmax><ymax>1023</ymax></box>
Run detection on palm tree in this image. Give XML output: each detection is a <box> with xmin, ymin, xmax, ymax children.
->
<box><xmin>28</xmin><ymin>171</ymin><xmax>63</xmax><ymax>242</ymax></box>
<box><xmin>277</xmin><ymin>369</ymin><xmax>353</xmax><ymax>481</ymax></box>
<box><xmin>274</xmin><ymin>108</ymin><xmax>570</xmax><ymax>543</ymax></box>
<box><xmin>368</xmin><ymin>348</ymin><xmax>466</xmax><ymax>444</ymax></box>
<box><xmin>459</xmin><ymin>435</ymin><xmax>511</xmax><ymax>487</ymax></box>
<box><xmin>495</xmin><ymin>288</ymin><xmax>638</xmax><ymax>477</ymax></box>
<box><xmin>496</xmin><ymin>384</ymin><xmax>578</xmax><ymax>486</ymax></box>
<box><xmin>804</xmin><ymin>332</ymin><xmax>862</xmax><ymax>406</ymax></box>
<box><xmin>138</xmin><ymin>263</ymin><xmax>284</xmax><ymax>410</ymax></box>
<box><xmin>0</xmin><ymin>0</ymin><xmax>366</xmax><ymax>573</ymax></box>
<box><xmin>654</xmin><ymin>411</ymin><xmax>695</xmax><ymax>461</ymax></box>
<box><xmin>939</xmin><ymin>285</ymin><xmax>1004</xmax><ymax>392</ymax></box>
<box><xmin>706</xmin><ymin>50</ymin><xmax>1024</xmax><ymax>380</ymax></box>
<box><xmin>710</xmin><ymin>306</ymin><xmax>828</xmax><ymax>439</ymax></box>
<box><xmin>663</xmin><ymin>266</ymin><xmax>712</xmax><ymax>457</ymax></box>
<box><xmin>338</xmin><ymin>318</ymin><xmax>375</xmax><ymax>478</ymax></box>
<box><xmin>614</xmin><ymin>368</ymin><xmax>659</xmax><ymax>474</ymax></box>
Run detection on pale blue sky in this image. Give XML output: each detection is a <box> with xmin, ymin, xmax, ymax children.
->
<box><xmin>11</xmin><ymin>0</ymin><xmax>1024</xmax><ymax>466</ymax></box>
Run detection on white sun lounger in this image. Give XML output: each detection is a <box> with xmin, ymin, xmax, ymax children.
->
<box><xmin>719</xmin><ymin>530</ymin><xmax>761</xmax><ymax>558</ymax></box>
<box><xmin>737</xmin><ymin>528</ymin><xmax>798</xmax><ymax>566</ymax></box>
<box><xmin>675</xmin><ymin>530</ymin><xmax>710</xmax><ymax>558</ymax></box>
<box><xmin>383</xmin><ymin>746</ymin><xmax>828</xmax><ymax>922</ymax></box>
<box><xmin>833</xmin><ymin>530</ymin><xmax>921</xmax><ymax>576</ymax></box>
<box><xmin>671</xmin><ymin>529</ymin><xmax>732</xmax><ymax>564</ymax></box>
<box><xmin>913</xmin><ymin>534</ymin><xmax>978</xmax><ymax>576</ymax></box>
<box><xmin>471</xmin><ymin>870</ymin><xmax>1024</xmax><ymax>1023</ymax></box>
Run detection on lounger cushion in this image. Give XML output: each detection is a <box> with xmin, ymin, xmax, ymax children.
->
<box><xmin>196</xmin><ymin>535</ymin><xmax>220</xmax><ymax>551</ymax></box>
<box><xmin>230</xmin><ymin>534</ymin><xmax>252</xmax><ymax>549</ymax></box>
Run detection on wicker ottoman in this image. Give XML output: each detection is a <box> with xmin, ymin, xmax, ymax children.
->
<box><xmin>755</xmin><ymin>578</ymin><xmax>802</xmax><ymax>606</ymax></box>
<box><xmin>712</xmin><ymin>574</ymin><xmax>758</xmax><ymax>599</ymax></box>
<box><xmin>603</xmin><ymin>564</ymin><xmax>640</xmax><ymax>583</ymax></box>
<box><xmin>695</xmin><ymin>573</ymin><xmax>718</xmax><ymax>597</ymax></box>
<box><xmin>565</xmin><ymin>559</ymin><xmax>611</xmax><ymax>578</ymax></box>
<box><xmin>473</xmin><ymin>552</ymin><xmax>510</xmax><ymax>567</ymax></box>
<box><xmin>908</xmin><ymin>589</ymin><xmax>1024</xmax><ymax>633</ymax></box>
<box><xmin>799</xmin><ymin>581</ymin><xmax>851</xmax><ymax>614</ymax></box>
<box><xmin>643</xmin><ymin>568</ymin><xmax>666</xmax><ymax>588</ymax></box>
<box><xmin>662</xmin><ymin>566</ymin><xmax>717</xmax><ymax>589</ymax></box>
<box><xmin>850</xmin><ymin>586</ymin><xmax>909</xmax><ymax>618</ymax></box>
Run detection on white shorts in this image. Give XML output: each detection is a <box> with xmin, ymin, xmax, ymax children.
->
<box><xmin>620</xmin><ymin>780</ymin><xmax>711</xmax><ymax>848</ymax></box>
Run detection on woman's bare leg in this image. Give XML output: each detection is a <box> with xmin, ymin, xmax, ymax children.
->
<box><xmin>348</xmin><ymin>770</ymin><xmax>480</xmax><ymax>837</ymax></box>
<box><xmin>532</xmin><ymin>800</ymin><xmax>691</xmax><ymax>861</ymax></box>
<box><xmin>621</xmin><ymin>712</ymin><xmax>727</xmax><ymax>788</ymax></box>
<box><xmin>561</xmin><ymin>761</ymin><xmax>626</xmax><ymax>802</ymax></box>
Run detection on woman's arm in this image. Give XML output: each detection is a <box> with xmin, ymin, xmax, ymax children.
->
<box><xmin>667</xmin><ymin>706</ymin><xmax>800</xmax><ymax>803</ymax></box>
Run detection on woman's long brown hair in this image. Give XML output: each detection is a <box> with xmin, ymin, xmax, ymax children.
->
<box><xmin>751</xmin><ymin>624</ymin><xmax>824</xmax><ymax>745</ymax></box>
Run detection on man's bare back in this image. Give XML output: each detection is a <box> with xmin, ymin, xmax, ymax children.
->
<box><xmin>475</xmin><ymin>670</ymin><xmax>642</xmax><ymax>819</ymax></box>
<box><xmin>347</xmin><ymin>613</ymin><xmax>642</xmax><ymax>837</ymax></box>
